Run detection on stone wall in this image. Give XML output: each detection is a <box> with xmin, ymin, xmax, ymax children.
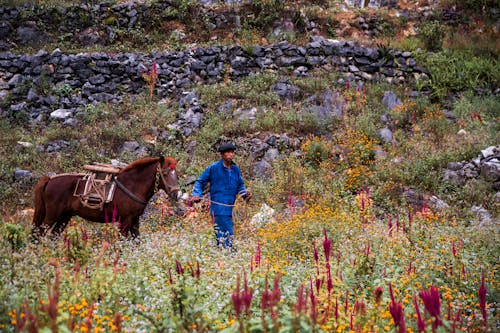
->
<box><xmin>0</xmin><ymin>37</ymin><xmax>428</xmax><ymax>123</ymax></box>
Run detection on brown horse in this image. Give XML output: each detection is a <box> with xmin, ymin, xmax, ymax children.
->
<box><xmin>32</xmin><ymin>156</ymin><xmax>183</xmax><ymax>238</ymax></box>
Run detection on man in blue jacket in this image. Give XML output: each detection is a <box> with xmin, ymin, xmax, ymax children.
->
<box><xmin>191</xmin><ymin>143</ymin><xmax>252</xmax><ymax>250</ymax></box>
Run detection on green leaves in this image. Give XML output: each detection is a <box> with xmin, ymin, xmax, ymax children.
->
<box><xmin>423</xmin><ymin>51</ymin><xmax>499</xmax><ymax>101</ymax></box>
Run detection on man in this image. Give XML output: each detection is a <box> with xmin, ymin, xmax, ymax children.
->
<box><xmin>191</xmin><ymin>142</ymin><xmax>252</xmax><ymax>250</ymax></box>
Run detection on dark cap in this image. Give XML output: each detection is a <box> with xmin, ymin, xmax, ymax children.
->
<box><xmin>217</xmin><ymin>142</ymin><xmax>237</xmax><ymax>153</ymax></box>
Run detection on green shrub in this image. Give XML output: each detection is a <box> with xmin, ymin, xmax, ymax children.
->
<box><xmin>453</xmin><ymin>92</ymin><xmax>500</xmax><ymax>121</ymax></box>
<box><xmin>172</xmin><ymin>0</ymin><xmax>199</xmax><ymax>23</ymax></box>
<box><xmin>421</xmin><ymin>51</ymin><xmax>499</xmax><ymax>101</ymax></box>
<box><xmin>419</xmin><ymin>20</ymin><xmax>445</xmax><ymax>52</ymax></box>
<box><xmin>246</xmin><ymin>0</ymin><xmax>285</xmax><ymax>28</ymax></box>
<box><xmin>63</xmin><ymin>225</ymin><xmax>92</xmax><ymax>264</ymax></box>
<box><xmin>303</xmin><ymin>139</ymin><xmax>329</xmax><ymax>168</ymax></box>
<box><xmin>3</xmin><ymin>223</ymin><xmax>26</xmax><ymax>251</ymax></box>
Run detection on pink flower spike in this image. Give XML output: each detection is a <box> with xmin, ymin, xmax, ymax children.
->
<box><xmin>388</xmin><ymin>216</ymin><xmax>393</xmax><ymax>237</ymax></box>
<box><xmin>272</xmin><ymin>274</ymin><xmax>281</xmax><ymax>305</ymax></box>
<box><xmin>315</xmin><ymin>277</ymin><xmax>322</xmax><ymax>294</ymax></box>
<box><xmin>309</xmin><ymin>278</ymin><xmax>317</xmax><ymax>324</ymax></box>
<box><xmin>295</xmin><ymin>284</ymin><xmax>306</xmax><ymax>314</ymax></box>
<box><xmin>326</xmin><ymin>270</ymin><xmax>333</xmax><ymax>293</ymax></box>
<box><xmin>414</xmin><ymin>295</ymin><xmax>426</xmax><ymax>333</ymax></box>
<box><xmin>323</xmin><ymin>228</ymin><xmax>331</xmax><ymax>262</ymax></box>
<box><xmin>365</xmin><ymin>243</ymin><xmax>371</xmax><ymax>257</ymax></box>
<box><xmin>389</xmin><ymin>283</ymin><xmax>396</xmax><ymax>303</ymax></box>
<box><xmin>261</xmin><ymin>274</ymin><xmax>270</xmax><ymax>311</ymax></box>
<box><xmin>313</xmin><ymin>242</ymin><xmax>319</xmax><ymax>270</ymax></box>
<box><xmin>195</xmin><ymin>261</ymin><xmax>200</xmax><ymax>279</ymax></box>
<box><xmin>419</xmin><ymin>286</ymin><xmax>442</xmax><ymax>328</ymax></box>
<box><xmin>388</xmin><ymin>284</ymin><xmax>406</xmax><ymax>333</ymax></box>
<box><xmin>479</xmin><ymin>270</ymin><xmax>487</xmax><ymax>323</ymax></box>
<box><xmin>256</xmin><ymin>241</ymin><xmax>261</xmax><ymax>266</ymax></box>
<box><xmin>175</xmin><ymin>260</ymin><xmax>184</xmax><ymax>275</ymax></box>
<box><xmin>231</xmin><ymin>275</ymin><xmax>243</xmax><ymax>318</ymax></box>
<box><xmin>241</xmin><ymin>272</ymin><xmax>253</xmax><ymax>316</ymax></box>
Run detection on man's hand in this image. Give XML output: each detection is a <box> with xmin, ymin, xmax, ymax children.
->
<box><xmin>244</xmin><ymin>189</ymin><xmax>252</xmax><ymax>202</ymax></box>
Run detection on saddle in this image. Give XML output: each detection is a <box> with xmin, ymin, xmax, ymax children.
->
<box><xmin>73</xmin><ymin>163</ymin><xmax>122</xmax><ymax>210</ymax></box>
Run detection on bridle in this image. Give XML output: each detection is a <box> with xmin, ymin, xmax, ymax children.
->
<box><xmin>113</xmin><ymin>160</ymin><xmax>181</xmax><ymax>206</ymax></box>
<box><xmin>156</xmin><ymin>163</ymin><xmax>181</xmax><ymax>200</ymax></box>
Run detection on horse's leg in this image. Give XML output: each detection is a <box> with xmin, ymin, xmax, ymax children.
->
<box><xmin>130</xmin><ymin>220</ymin><xmax>140</xmax><ymax>239</ymax></box>
<box><xmin>119</xmin><ymin>216</ymin><xmax>140</xmax><ymax>239</ymax></box>
<box><xmin>32</xmin><ymin>176</ymin><xmax>50</xmax><ymax>237</ymax></box>
<box><xmin>51</xmin><ymin>212</ymin><xmax>73</xmax><ymax>235</ymax></box>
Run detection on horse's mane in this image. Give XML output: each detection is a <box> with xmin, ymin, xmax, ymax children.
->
<box><xmin>120</xmin><ymin>156</ymin><xmax>177</xmax><ymax>173</ymax></box>
<box><xmin>120</xmin><ymin>157</ymin><xmax>160</xmax><ymax>173</ymax></box>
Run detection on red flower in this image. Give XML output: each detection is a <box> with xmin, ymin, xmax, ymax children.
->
<box><xmin>309</xmin><ymin>278</ymin><xmax>317</xmax><ymax>324</ymax></box>
<box><xmin>175</xmin><ymin>260</ymin><xmax>184</xmax><ymax>275</ymax></box>
<box><xmin>242</xmin><ymin>273</ymin><xmax>253</xmax><ymax>316</ymax></box>
<box><xmin>231</xmin><ymin>276</ymin><xmax>243</xmax><ymax>318</ymax></box>
<box><xmin>479</xmin><ymin>270</ymin><xmax>487</xmax><ymax>323</ymax></box>
<box><xmin>294</xmin><ymin>284</ymin><xmax>306</xmax><ymax>314</ymax></box>
<box><xmin>323</xmin><ymin>228</ymin><xmax>331</xmax><ymax>262</ymax></box>
<box><xmin>388</xmin><ymin>284</ymin><xmax>406</xmax><ymax>333</ymax></box>
<box><xmin>374</xmin><ymin>286</ymin><xmax>383</xmax><ymax>304</ymax></box>
<box><xmin>413</xmin><ymin>295</ymin><xmax>426</xmax><ymax>333</ymax></box>
<box><xmin>419</xmin><ymin>286</ymin><xmax>442</xmax><ymax>328</ymax></box>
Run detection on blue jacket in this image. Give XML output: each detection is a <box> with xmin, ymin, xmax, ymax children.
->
<box><xmin>192</xmin><ymin>160</ymin><xmax>247</xmax><ymax>215</ymax></box>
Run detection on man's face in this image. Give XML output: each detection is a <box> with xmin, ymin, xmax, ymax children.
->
<box><xmin>221</xmin><ymin>150</ymin><xmax>235</xmax><ymax>164</ymax></box>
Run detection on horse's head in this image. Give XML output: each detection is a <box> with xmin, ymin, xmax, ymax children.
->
<box><xmin>157</xmin><ymin>156</ymin><xmax>182</xmax><ymax>201</ymax></box>
<box><xmin>158</xmin><ymin>157</ymin><xmax>187</xmax><ymax>216</ymax></box>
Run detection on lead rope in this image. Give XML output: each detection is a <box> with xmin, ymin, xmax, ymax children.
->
<box><xmin>208</xmin><ymin>190</ymin><xmax>248</xmax><ymax>207</ymax></box>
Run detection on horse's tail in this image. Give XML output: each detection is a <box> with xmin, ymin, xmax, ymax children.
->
<box><xmin>32</xmin><ymin>176</ymin><xmax>50</xmax><ymax>232</ymax></box>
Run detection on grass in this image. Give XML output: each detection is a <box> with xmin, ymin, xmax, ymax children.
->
<box><xmin>0</xmin><ymin>188</ymin><xmax>497</xmax><ymax>332</ymax></box>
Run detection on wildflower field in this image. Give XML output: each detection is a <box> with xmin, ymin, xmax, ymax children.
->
<box><xmin>1</xmin><ymin>137</ymin><xmax>498</xmax><ymax>333</ymax></box>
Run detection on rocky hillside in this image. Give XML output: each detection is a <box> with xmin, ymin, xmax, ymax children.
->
<box><xmin>0</xmin><ymin>0</ymin><xmax>499</xmax><ymax>220</ymax></box>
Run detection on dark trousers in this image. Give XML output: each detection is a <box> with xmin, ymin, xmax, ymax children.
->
<box><xmin>212</xmin><ymin>214</ymin><xmax>234</xmax><ymax>249</ymax></box>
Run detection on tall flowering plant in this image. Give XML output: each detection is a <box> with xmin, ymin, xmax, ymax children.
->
<box><xmin>141</xmin><ymin>63</ymin><xmax>158</xmax><ymax>103</ymax></box>
<box><xmin>478</xmin><ymin>270</ymin><xmax>487</xmax><ymax>325</ymax></box>
<box><xmin>231</xmin><ymin>272</ymin><xmax>254</xmax><ymax>333</ymax></box>
<box><xmin>419</xmin><ymin>285</ymin><xmax>442</xmax><ymax>332</ymax></box>
<box><xmin>388</xmin><ymin>283</ymin><xmax>406</xmax><ymax>333</ymax></box>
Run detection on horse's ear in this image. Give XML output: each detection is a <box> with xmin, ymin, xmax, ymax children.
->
<box><xmin>159</xmin><ymin>156</ymin><xmax>165</xmax><ymax>164</ymax></box>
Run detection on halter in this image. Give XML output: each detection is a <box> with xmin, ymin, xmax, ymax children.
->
<box><xmin>156</xmin><ymin>164</ymin><xmax>181</xmax><ymax>200</ymax></box>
